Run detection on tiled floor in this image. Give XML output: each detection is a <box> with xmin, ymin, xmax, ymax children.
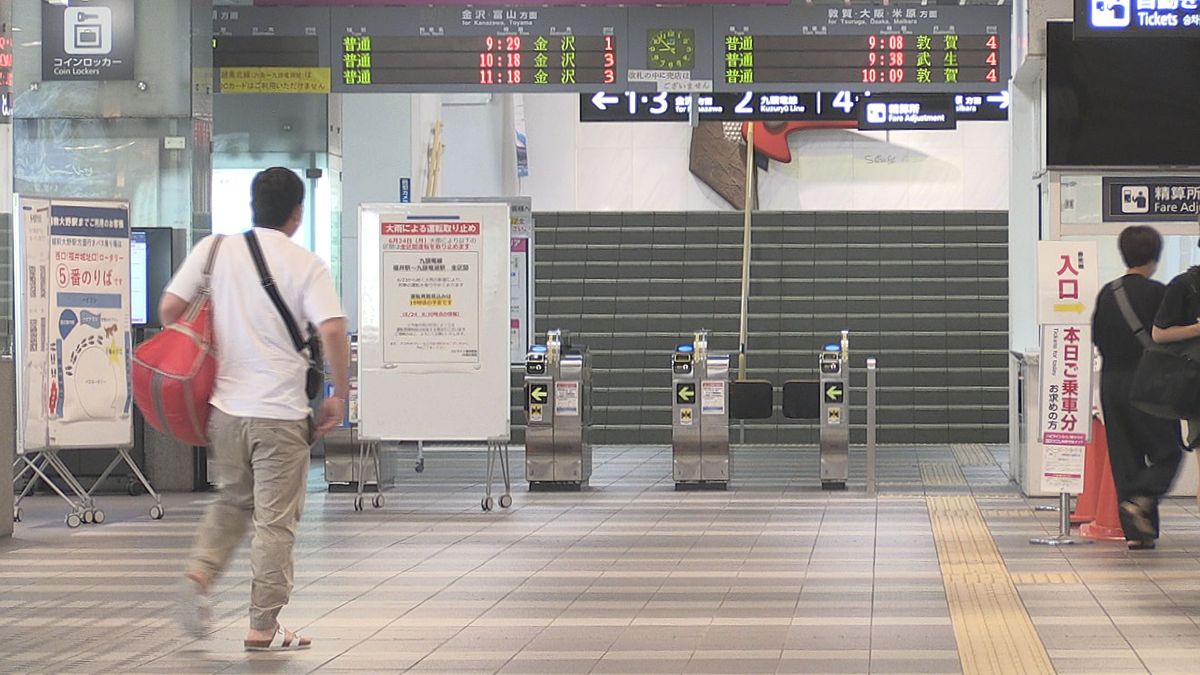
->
<box><xmin>2</xmin><ymin>445</ymin><xmax>1199</xmax><ymax>674</ymax></box>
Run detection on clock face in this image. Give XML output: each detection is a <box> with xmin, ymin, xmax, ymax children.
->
<box><xmin>647</xmin><ymin>28</ymin><xmax>695</xmax><ymax>71</ymax></box>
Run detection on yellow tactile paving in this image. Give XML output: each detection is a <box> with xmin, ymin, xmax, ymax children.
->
<box><xmin>927</xmin><ymin>496</ymin><xmax>1056</xmax><ymax>675</ymax></box>
<box><xmin>952</xmin><ymin>443</ymin><xmax>997</xmax><ymax>467</ymax></box>
<box><xmin>920</xmin><ymin>461</ymin><xmax>968</xmax><ymax>486</ymax></box>
<box><xmin>1010</xmin><ymin>572</ymin><xmax>1082</xmax><ymax>586</ymax></box>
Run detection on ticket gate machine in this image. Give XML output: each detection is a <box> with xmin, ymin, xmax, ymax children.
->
<box><xmin>671</xmin><ymin>330</ymin><xmax>732</xmax><ymax>489</ymax></box>
<box><xmin>819</xmin><ymin>331</ymin><xmax>850</xmax><ymax>490</ymax></box>
<box><xmin>524</xmin><ymin>330</ymin><xmax>592</xmax><ymax>490</ymax></box>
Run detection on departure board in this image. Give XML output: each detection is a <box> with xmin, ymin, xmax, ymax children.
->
<box><xmin>712</xmin><ymin>6</ymin><xmax>1009</xmax><ymax>93</ymax></box>
<box><xmin>333</xmin><ymin>7</ymin><xmax>627</xmax><ymax>92</ymax></box>
<box><xmin>213</xmin><ymin>7</ymin><xmax>331</xmax><ymax>93</ymax></box>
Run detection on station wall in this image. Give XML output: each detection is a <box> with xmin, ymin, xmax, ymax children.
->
<box><xmin>519</xmin><ymin>94</ymin><xmax>1010</xmax><ymax>213</ymax></box>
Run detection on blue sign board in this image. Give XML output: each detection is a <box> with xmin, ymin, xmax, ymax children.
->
<box><xmin>399</xmin><ymin>177</ymin><xmax>411</xmax><ymax>203</ymax></box>
<box><xmin>1076</xmin><ymin>0</ymin><xmax>1200</xmax><ymax>37</ymax></box>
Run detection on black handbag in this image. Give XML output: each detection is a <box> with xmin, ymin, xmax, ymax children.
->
<box><xmin>245</xmin><ymin>229</ymin><xmax>325</xmax><ymax>401</ymax></box>
<box><xmin>1114</xmin><ymin>276</ymin><xmax>1200</xmax><ymax>420</ymax></box>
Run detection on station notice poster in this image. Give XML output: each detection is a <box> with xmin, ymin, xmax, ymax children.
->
<box><xmin>509</xmin><ymin>199</ymin><xmax>533</xmax><ymax>364</ymax></box>
<box><xmin>554</xmin><ymin>381</ymin><xmax>579</xmax><ymax>416</ymax></box>
<box><xmin>1041</xmin><ymin>444</ymin><xmax>1087</xmax><ymax>494</ymax></box>
<box><xmin>379</xmin><ymin>221</ymin><xmax>482</xmax><ymax>366</ymax></box>
<box><xmin>701</xmin><ymin>380</ymin><xmax>726</xmax><ymax>415</ymax></box>
<box><xmin>16</xmin><ymin>197</ymin><xmax>133</xmax><ymax>452</ymax></box>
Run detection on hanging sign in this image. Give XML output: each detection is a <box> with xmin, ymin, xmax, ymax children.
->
<box><xmin>42</xmin><ymin>0</ymin><xmax>135</xmax><ymax>81</ymax></box>
<box><xmin>379</xmin><ymin>220</ymin><xmax>482</xmax><ymax>366</ymax></box>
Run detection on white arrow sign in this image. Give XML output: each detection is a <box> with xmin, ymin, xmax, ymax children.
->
<box><xmin>591</xmin><ymin>92</ymin><xmax>620</xmax><ymax>111</ymax></box>
<box><xmin>986</xmin><ymin>91</ymin><xmax>1010</xmax><ymax>109</ymax></box>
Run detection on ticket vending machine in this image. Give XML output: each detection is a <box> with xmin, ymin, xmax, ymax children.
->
<box><xmin>819</xmin><ymin>331</ymin><xmax>851</xmax><ymax>490</ymax></box>
<box><xmin>671</xmin><ymin>330</ymin><xmax>732</xmax><ymax>489</ymax></box>
<box><xmin>524</xmin><ymin>330</ymin><xmax>592</xmax><ymax>490</ymax></box>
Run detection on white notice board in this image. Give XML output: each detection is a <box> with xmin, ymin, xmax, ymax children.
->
<box><xmin>358</xmin><ymin>202</ymin><xmax>511</xmax><ymax>442</ymax></box>
<box><xmin>14</xmin><ymin>196</ymin><xmax>133</xmax><ymax>452</ymax></box>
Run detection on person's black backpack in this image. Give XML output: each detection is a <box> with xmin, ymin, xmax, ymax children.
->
<box><xmin>1121</xmin><ymin>269</ymin><xmax>1200</xmax><ymax>421</ymax></box>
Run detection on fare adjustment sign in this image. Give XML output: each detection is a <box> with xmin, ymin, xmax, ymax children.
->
<box><xmin>1036</xmin><ymin>241</ymin><xmax>1098</xmax><ymax>494</ymax></box>
<box><xmin>42</xmin><ymin>0</ymin><xmax>135</xmax><ymax>81</ymax></box>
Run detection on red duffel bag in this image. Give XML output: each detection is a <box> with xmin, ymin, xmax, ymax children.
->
<box><xmin>132</xmin><ymin>236</ymin><xmax>224</xmax><ymax>446</ymax></box>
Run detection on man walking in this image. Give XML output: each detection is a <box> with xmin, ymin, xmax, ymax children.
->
<box><xmin>162</xmin><ymin>168</ymin><xmax>349</xmax><ymax>650</ymax></box>
<box><xmin>1092</xmin><ymin>225</ymin><xmax>1182</xmax><ymax>549</ymax></box>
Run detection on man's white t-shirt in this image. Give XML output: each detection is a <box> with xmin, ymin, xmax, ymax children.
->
<box><xmin>165</xmin><ymin>228</ymin><xmax>344</xmax><ymax>421</ymax></box>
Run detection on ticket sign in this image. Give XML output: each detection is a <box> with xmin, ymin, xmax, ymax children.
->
<box><xmin>1076</xmin><ymin>0</ymin><xmax>1200</xmax><ymax>38</ymax></box>
<box><xmin>1036</xmin><ymin>241</ymin><xmax>1099</xmax><ymax>327</ymax></box>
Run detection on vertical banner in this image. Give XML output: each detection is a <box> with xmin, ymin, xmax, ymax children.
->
<box><xmin>1036</xmin><ymin>240</ymin><xmax>1098</xmax><ymax>494</ymax></box>
<box><xmin>379</xmin><ymin>220</ymin><xmax>482</xmax><ymax>366</ymax></box>
<box><xmin>509</xmin><ymin>198</ymin><xmax>533</xmax><ymax>364</ymax></box>
<box><xmin>1039</xmin><ymin>324</ymin><xmax>1093</xmax><ymax>447</ymax></box>
<box><xmin>17</xmin><ymin>199</ymin><xmax>51</xmax><ymax>452</ymax></box>
<box><xmin>46</xmin><ymin>200</ymin><xmax>132</xmax><ymax>447</ymax></box>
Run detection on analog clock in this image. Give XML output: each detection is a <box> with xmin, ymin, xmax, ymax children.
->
<box><xmin>647</xmin><ymin>28</ymin><xmax>695</xmax><ymax>71</ymax></box>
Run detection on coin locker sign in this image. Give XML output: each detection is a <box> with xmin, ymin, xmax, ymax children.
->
<box><xmin>42</xmin><ymin>0</ymin><xmax>135</xmax><ymax>81</ymax></box>
<box><xmin>379</xmin><ymin>221</ymin><xmax>481</xmax><ymax>366</ymax></box>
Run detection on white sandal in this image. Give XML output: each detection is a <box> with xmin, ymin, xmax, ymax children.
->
<box><xmin>244</xmin><ymin>625</ymin><xmax>312</xmax><ymax>652</ymax></box>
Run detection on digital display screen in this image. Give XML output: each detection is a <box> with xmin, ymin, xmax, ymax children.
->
<box><xmin>333</xmin><ymin>6</ymin><xmax>627</xmax><ymax>92</ymax></box>
<box><xmin>130</xmin><ymin>230</ymin><xmax>148</xmax><ymax>326</ymax></box>
<box><xmin>340</xmin><ymin>34</ymin><xmax>617</xmax><ymax>88</ymax></box>
<box><xmin>1047</xmin><ymin>21</ymin><xmax>1200</xmax><ymax>166</ymax></box>
<box><xmin>214</xmin><ymin>35</ymin><xmax>320</xmax><ymax>68</ymax></box>
<box><xmin>711</xmin><ymin>6</ymin><xmax>1009</xmax><ymax>93</ymax></box>
<box><xmin>720</xmin><ymin>34</ymin><xmax>1001</xmax><ymax>89</ymax></box>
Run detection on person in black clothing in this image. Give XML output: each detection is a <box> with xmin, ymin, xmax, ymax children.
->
<box><xmin>1093</xmin><ymin>226</ymin><xmax>1182</xmax><ymax>549</ymax></box>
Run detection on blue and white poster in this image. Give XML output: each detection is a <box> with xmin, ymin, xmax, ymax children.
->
<box><xmin>44</xmin><ymin>199</ymin><xmax>132</xmax><ymax>448</ymax></box>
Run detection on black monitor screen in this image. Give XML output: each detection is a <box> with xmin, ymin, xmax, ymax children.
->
<box><xmin>1047</xmin><ymin>21</ymin><xmax>1200</xmax><ymax>167</ymax></box>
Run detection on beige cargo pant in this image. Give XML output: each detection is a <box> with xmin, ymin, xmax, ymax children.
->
<box><xmin>188</xmin><ymin>408</ymin><xmax>311</xmax><ymax>631</ymax></box>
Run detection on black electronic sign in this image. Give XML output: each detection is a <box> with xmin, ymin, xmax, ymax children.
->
<box><xmin>213</xmin><ymin>7</ymin><xmax>331</xmax><ymax>93</ymax></box>
<box><xmin>333</xmin><ymin>7</ymin><xmax>626</xmax><ymax>92</ymax></box>
<box><xmin>42</xmin><ymin>0</ymin><xmax>135</xmax><ymax>81</ymax></box>
<box><xmin>579</xmin><ymin>90</ymin><xmax>1008</xmax><ymax>123</ymax></box>
<box><xmin>212</xmin><ymin>5</ymin><xmax>1011</xmax><ymax>95</ymax></box>
<box><xmin>712</xmin><ymin>6</ymin><xmax>1008</xmax><ymax>93</ymax></box>
<box><xmin>1075</xmin><ymin>0</ymin><xmax>1200</xmax><ymax>38</ymax></box>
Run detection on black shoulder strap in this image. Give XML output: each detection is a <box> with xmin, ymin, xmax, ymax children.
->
<box><xmin>245</xmin><ymin>229</ymin><xmax>306</xmax><ymax>352</ymax></box>
<box><xmin>1111</xmin><ymin>278</ymin><xmax>1155</xmax><ymax>350</ymax></box>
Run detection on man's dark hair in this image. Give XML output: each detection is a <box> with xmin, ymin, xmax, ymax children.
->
<box><xmin>1118</xmin><ymin>225</ymin><xmax>1163</xmax><ymax>268</ymax></box>
<box><xmin>251</xmin><ymin>167</ymin><xmax>305</xmax><ymax>229</ymax></box>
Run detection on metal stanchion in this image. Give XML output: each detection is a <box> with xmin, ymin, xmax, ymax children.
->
<box><xmin>866</xmin><ymin>358</ymin><xmax>878</xmax><ymax>498</ymax></box>
<box><xmin>1030</xmin><ymin>491</ymin><xmax>1090</xmax><ymax>546</ymax></box>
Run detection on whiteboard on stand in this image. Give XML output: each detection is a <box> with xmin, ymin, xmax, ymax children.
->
<box><xmin>357</xmin><ymin>202</ymin><xmax>511</xmax><ymax>442</ymax></box>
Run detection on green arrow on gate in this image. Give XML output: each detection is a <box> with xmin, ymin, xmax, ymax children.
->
<box><xmin>676</xmin><ymin>384</ymin><xmax>696</xmax><ymax>404</ymax></box>
<box><xmin>530</xmin><ymin>385</ymin><xmax>548</xmax><ymax>403</ymax></box>
<box><xmin>824</xmin><ymin>383</ymin><xmax>844</xmax><ymax>403</ymax></box>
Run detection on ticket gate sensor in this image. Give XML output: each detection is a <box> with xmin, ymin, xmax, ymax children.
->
<box><xmin>672</xmin><ymin>330</ymin><xmax>732</xmax><ymax>489</ymax></box>
<box><xmin>819</xmin><ymin>331</ymin><xmax>851</xmax><ymax>490</ymax></box>
<box><xmin>524</xmin><ymin>329</ymin><xmax>592</xmax><ymax>490</ymax></box>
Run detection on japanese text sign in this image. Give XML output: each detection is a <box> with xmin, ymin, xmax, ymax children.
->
<box><xmin>1037</xmin><ymin>241</ymin><xmax>1099</xmax><ymax>326</ymax></box>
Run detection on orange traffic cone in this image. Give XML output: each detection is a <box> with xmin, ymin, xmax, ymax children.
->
<box><xmin>1071</xmin><ymin>416</ymin><xmax>1107</xmax><ymax>524</ymax></box>
<box><xmin>1081</xmin><ymin>426</ymin><xmax>1126</xmax><ymax>541</ymax></box>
